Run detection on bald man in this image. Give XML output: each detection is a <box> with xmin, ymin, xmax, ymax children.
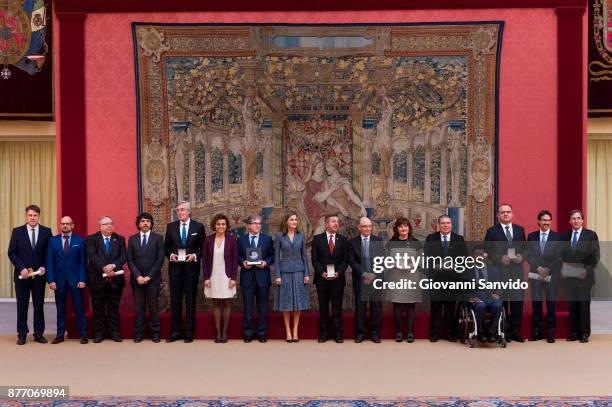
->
<box><xmin>46</xmin><ymin>216</ymin><xmax>88</xmax><ymax>344</ymax></box>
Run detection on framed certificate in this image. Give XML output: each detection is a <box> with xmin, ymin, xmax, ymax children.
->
<box><xmin>177</xmin><ymin>249</ymin><xmax>187</xmax><ymax>262</ymax></box>
<box><xmin>246</xmin><ymin>247</ymin><xmax>263</xmax><ymax>265</ymax></box>
<box><xmin>326</xmin><ymin>264</ymin><xmax>336</xmax><ymax>278</ymax></box>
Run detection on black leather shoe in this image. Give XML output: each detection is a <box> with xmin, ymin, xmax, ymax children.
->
<box><xmin>579</xmin><ymin>335</ymin><xmax>589</xmax><ymax>343</ymax></box>
<box><xmin>429</xmin><ymin>335</ymin><xmax>439</xmax><ymax>342</ymax></box>
<box><xmin>510</xmin><ymin>334</ymin><xmax>525</xmax><ymax>343</ymax></box>
<box><xmin>371</xmin><ymin>336</ymin><xmax>381</xmax><ymax>343</ymax></box>
<box><xmin>80</xmin><ymin>336</ymin><xmax>89</xmax><ymax>344</ymax></box>
<box><xmin>33</xmin><ymin>335</ymin><xmax>48</xmax><ymax>344</ymax></box>
<box><xmin>166</xmin><ymin>333</ymin><xmax>181</xmax><ymax>343</ymax></box>
<box><xmin>134</xmin><ymin>336</ymin><xmax>143</xmax><ymax>343</ymax></box>
<box><xmin>184</xmin><ymin>336</ymin><xmax>194</xmax><ymax>343</ymax></box>
<box><xmin>406</xmin><ymin>333</ymin><xmax>414</xmax><ymax>343</ymax></box>
<box><xmin>17</xmin><ymin>337</ymin><xmax>26</xmax><ymax>345</ymax></box>
<box><xmin>318</xmin><ymin>335</ymin><xmax>328</xmax><ymax>343</ymax></box>
<box><xmin>334</xmin><ymin>336</ymin><xmax>344</xmax><ymax>343</ymax></box>
<box><xmin>567</xmin><ymin>334</ymin><xmax>579</xmax><ymax>342</ymax></box>
<box><xmin>110</xmin><ymin>334</ymin><xmax>122</xmax><ymax>342</ymax></box>
<box><xmin>477</xmin><ymin>334</ymin><xmax>487</xmax><ymax>343</ymax></box>
<box><xmin>395</xmin><ymin>333</ymin><xmax>403</xmax><ymax>342</ymax></box>
<box><xmin>244</xmin><ymin>337</ymin><xmax>253</xmax><ymax>343</ymax></box>
<box><xmin>93</xmin><ymin>336</ymin><xmax>104</xmax><ymax>343</ymax></box>
<box><xmin>51</xmin><ymin>336</ymin><xmax>64</xmax><ymax>344</ymax></box>
<box><xmin>355</xmin><ymin>335</ymin><xmax>364</xmax><ymax>343</ymax></box>
<box><xmin>547</xmin><ymin>337</ymin><xmax>556</xmax><ymax>343</ymax></box>
<box><xmin>446</xmin><ymin>336</ymin><xmax>458</xmax><ymax>343</ymax></box>
<box><xmin>152</xmin><ymin>337</ymin><xmax>160</xmax><ymax>343</ymax></box>
<box><xmin>529</xmin><ymin>333</ymin><xmax>543</xmax><ymax>341</ymax></box>
<box><xmin>258</xmin><ymin>337</ymin><xmax>267</xmax><ymax>343</ymax></box>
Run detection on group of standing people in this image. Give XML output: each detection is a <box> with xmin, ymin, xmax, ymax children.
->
<box><xmin>7</xmin><ymin>201</ymin><xmax>600</xmax><ymax>346</ymax></box>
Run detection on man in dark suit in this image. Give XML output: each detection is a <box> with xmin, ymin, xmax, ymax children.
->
<box><xmin>347</xmin><ymin>216</ymin><xmax>383</xmax><ymax>343</ymax></box>
<box><xmin>526</xmin><ymin>209</ymin><xmax>561</xmax><ymax>343</ymax></box>
<box><xmin>7</xmin><ymin>204</ymin><xmax>52</xmax><ymax>345</ymax></box>
<box><xmin>560</xmin><ymin>209</ymin><xmax>600</xmax><ymax>343</ymax></box>
<box><xmin>424</xmin><ymin>214</ymin><xmax>468</xmax><ymax>342</ymax></box>
<box><xmin>46</xmin><ymin>216</ymin><xmax>88</xmax><ymax>344</ymax></box>
<box><xmin>127</xmin><ymin>212</ymin><xmax>165</xmax><ymax>343</ymax></box>
<box><xmin>484</xmin><ymin>203</ymin><xmax>527</xmax><ymax>342</ymax></box>
<box><xmin>86</xmin><ymin>215</ymin><xmax>127</xmax><ymax>343</ymax></box>
<box><xmin>312</xmin><ymin>214</ymin><xmax>349</xmax><ymax>343</ymax></box>
<box><xmin>237</xmin><ymin>214</ymin><xmax>274</xmax><ymax>343</ymax></box>
<box><xmin>164</xmin><ymin>201</ymin><xmax>205</xmax><ymax>343</ymax></box>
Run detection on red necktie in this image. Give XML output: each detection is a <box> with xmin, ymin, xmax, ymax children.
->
<box><xmin>328</xmin><ymin>235</ymin><xmax>335</xmax><ymax>255</ymax></box>
<box><xmin>63</xmin><ymin>235</ymin><xmax>70</xmax><ymax>256</ymax></box>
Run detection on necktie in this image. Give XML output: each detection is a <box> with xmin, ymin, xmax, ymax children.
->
<box><xmin>571</xmin><ymin>231</ymin><xmax>578</xmax><ymax>250</ymax></box>
<box><xmin>505</xmin><ymin>225</ymin><xmax>512</xmax><ymax>245</ymax></box>
<box><xmin>328</xmin><ymin>235</ymin><xmax>335</xmax><ymax>255</ymax></box>
<box><xmin>104</xmin><ymin>237</ymin><xmax>110</xmax><ymax>255</ymax></box>
<box><xmin>63</xmin><ymin>235</ymin><xmax>70</xmax><ymax>256</ymax></box>
<box><xmin>362</xmin><ymin>237</ymin><xmax>370</xmax><ymax>259</ymax></box>
<box><xmin>540</xmin><ymin>233</ymin><xmax>547</xmax><ymax>254</ymax></box>
<box><xmin>442</xmin><ymin>235</ymin><xmax>449</xmax><ymax>255</ymax></box>
<box><xmin>31</xmin><ymin>228</ymin><xmax>36</xmax><ymax>250</ymax></box>
<box><xmin>181</xmin><ymin>223</ymin><xmax>187</xmax><ymax>245</ymax></box>
<box><xmin>142</xmin><ymin>234</ymin><xmax>147</xmax><ymax>248</ymax></box>
<box><xmin>250</xmin><ymin>236</ymin><xmax>256</xmax><ymax>248</ymax></box>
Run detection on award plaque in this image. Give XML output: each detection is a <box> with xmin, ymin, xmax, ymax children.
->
<box><xmin>246</xmin><ymin>247</ymin><xmax>263</xmax><ymax>265</ymax></box>
<box><xmin>561</xmin><ymin>262</ymin><xmax>586</xmax><ymax>278</ymax></box>
<box><xmin>507</xmin><ymin>247</ymin><xmax>516</xmax><ymax>259</ymax></box>
<box><xmin>177</xmin><ymin>249</ymin><xmax>187</xmax><ymax>262</ymax></box>
<box><xmin>326</xmin><ymin>264</ymin><xmax>336</xmax><ymax>278</ymax></box>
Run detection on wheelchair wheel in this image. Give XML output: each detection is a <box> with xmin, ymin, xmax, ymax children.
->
<box><xmin>498</xmin><ymin>338</ymin><xmax>507</xmax><ymax>348</ymax></box>
<box><xmin>467</xmin><ymin>337</ymin><xmax>475</xmax><ymax>348</ymax></box>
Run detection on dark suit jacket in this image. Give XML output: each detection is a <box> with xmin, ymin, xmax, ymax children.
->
<box><xmin>86</xmin><ymin>232</ymin><xmax>127</xmax><ymax>291</ymax></box>
<box><xmin>7</xmin><ymin>224</ymin><xmax>52</xmax><ymax>283</ymax></box>
<box><xmin>424</xmin><ymin>232</ymin><xmax>469</xmax><ymax>281</ymax></box>
<box><xmin>465</xmin><ymin>265</ymin><xmax>501</xmax><ymax>301</ymax></box>
<box><xmin>347</xmin><ymin>234</ymin><xmax>384</xmax><ymax>283</ymax></box>
<box><xmin>526</xmin><ymin>230</ymin><xmax>562</xmax><ymax>278</ymax></box>
<box><xmin>164</xmin><ymin>219</ymin><xmax>205</xmax><ymax>275</ymax></box>
<box><xmin>484</xmin><ymin>223</ymin><xmax>527</xmax><ymax>269</ymax></box>
<box><xmin>45</xmin><ymin>233</ymin><xmax>87</xmax><ymax>288</ymax></box>
<box><xmin>127</xmin><ymin>232</ymin><xmax>165</xmax><ymax>286</ymax></box>
<box><xmin>202</xmin><ymin>233</ymin><xmax>238</xmax><ymax>280</ymax></box>
<box><xmin>311</xmin><ymin>232</ymin><xmax>349</xmax><ymax>285</ymax></box>
<box><xmin>237</xmin><ymin>233</ymin><xmax>274</xmax><ymax>288</ymax></box>
<box><xmin>560</xmin><ymin>228</ymin><xmax>600</xmax><ymax>286</ymax></box>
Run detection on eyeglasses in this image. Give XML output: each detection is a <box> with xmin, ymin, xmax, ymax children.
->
<box><xmin>248</xmin><ymin>222</ymin><xmax>262</xmax><ymax>225</ymax></box>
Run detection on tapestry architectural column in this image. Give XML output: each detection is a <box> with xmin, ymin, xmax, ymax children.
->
<box><xmin>406</xmin><ymin>146</ymin><xmax>413</xmax><ymax>202</ymax></box>
<box><xmin>440</xmin><ymin>141</ymin><xmax>448</xmax><ymax>206</ymax></box>
<box><xmin>424</xmin><ymin>143</ymin><xmax>432</xmax><ymax>204</ymax></box>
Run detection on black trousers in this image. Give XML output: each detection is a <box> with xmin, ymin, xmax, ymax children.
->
<box><xmin>90</xmin><ymin>284</ymin><xmax>123</xmax><ymax>338</ymax></box>
<box><xmin>169</xmin><ymin>266</ymin><xmax>199</xmax><ymax>337</ymax></box>
<box><xmin>242</xmin><ymin>284</ymin><xmax>270</xmax><ymax>339</ymax></box>
<box><xmin>565</xmin><ymin>282</ymin><xmax>592</xmax><ymax>337</ymax></box>
<box><xmin>15</xmin><ymin>277</ymin><xmax>46</xmax><ymax>338</ymax></box>
<box><xmin>353</xmin><ymin>284</ymin><xmax>381</xmax><ymax>337</ymax></box>
<box><xmin>316</xmin><ymin>280</ymin><xmax>344</xmax><ymax>338</ymax></box>
<box><xmin>132</xmin><ymin>283</ymin><xmax>160</xmax><ymax>337</ymax></box>
<box><xmin>530</xmin><ymin>281</ymin><xmax>557</xmax><ymax>336</ymax></box>
<box><xmin>502</xmin><ymin>300</ymin><xmax>524</xmax><ymax>336</ymax></box>
<box><xmin>430</xmin><ymin>301</ymin><xmax>457</xmax><ymax>338</ymax></box>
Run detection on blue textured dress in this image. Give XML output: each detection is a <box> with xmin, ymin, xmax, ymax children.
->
<box><xmin>273</xmin><ymin>232</ymin><xmax>311</xmax><ymax>311</ymax></box>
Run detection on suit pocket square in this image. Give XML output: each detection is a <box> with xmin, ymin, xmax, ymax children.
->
<box><xmin>191</xmin><ymin>233</ymin><xmax>197</xmax><ymax>236</ymax></box>
<box><xmin>71</xmin><ymin>245</ymin><xmax>79</xmax><ymax>247</ymax></box>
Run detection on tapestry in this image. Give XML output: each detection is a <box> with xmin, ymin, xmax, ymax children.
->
<box><xmin>133</xmin><ymin>23</ymin><xmax>502</xmax><ymax>310</ymax></box>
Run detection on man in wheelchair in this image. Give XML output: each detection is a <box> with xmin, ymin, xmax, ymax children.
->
<box><xmin>466</xmin><ymin>246</ymin><xmax>504</xmax><ymax>343</ymax></box>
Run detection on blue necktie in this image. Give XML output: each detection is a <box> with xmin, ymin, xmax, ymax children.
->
<box><xmin>250</xmin><ymin>236</ymin><xmax>256</xmax><ymax>248</ymax></box>
<box><xmin>104</xmin><ymin>237</ymin><xmax>110</xmax><ymax>255</ymax></box>
<box><xmin>571</xmin><ymin>231</ymin><xmax>578</xmax><ymax>250</ymax></box>
<box><xmin>442</xmin><ymin>235</ymin><xmax>449</xmax><ymax>255</ymax></box>
<box><xmin>181</xmin><ymin>223</ymin><xmax>187</xmax><ymax>245</ymax></box>
<box><xmin>142</xmin><ymin>234</ymin><xmax>147</xmax><ymax>248</ymax></box>
<box><xmin>540</xmin><ymin>233</ymin><xmax>547</xmax><ymax>254</ymax></box>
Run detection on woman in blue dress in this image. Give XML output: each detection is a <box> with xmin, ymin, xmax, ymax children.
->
<box><xmin>274</xmin><ymin>211</ymin><xmax>310</xmax><ymax>342</ymax></box>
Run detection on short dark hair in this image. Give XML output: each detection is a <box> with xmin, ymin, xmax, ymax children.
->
<box><xmin>245</xmin><ymin>214</ymin><xmax>262</xmax><ymax>224</ymax></box>
<box><xmin>280</xmin><ymin>211</ymin><xmax>300</xmax><ymax>235</ymax></box>
<box><xmin>392</xmin><ymin>216</ymin><xmax>413</xmax><ymax>240</ymax></box>
<box><xmin>324</xmin><ymin>214</ymin><xmax>339</xmax><ymax>223</ymax></box>
<box><xmin>210</xmin><ymin>213</ymin><xmax>230</xmax><ymax>233</ymax></box>
<box><xmin>135</xmin><ymin>212</ymin><xmax>154</xmax><ymax>228</ymax></box>
<box><xmin>497</xmin><ymin>203</ymin><xmax>512</xmax><ymax>212</ymax></box>
<box><xmin>438</xmin><ymin>214</ymin><xmax>452</xmax><ymax>224</ymax></box>
<box><xmin>568</xmin><ymin>209</ymin><xmax>584</xmax><ymax>219</ymax></box>
<box><xmin>25</xmin><ymin>205</ymin><xmax>40</xmax><ymax>214</ymax></box>
<box><xmin>537</xmin><ymin>209</ymin><xmax>552</xmax><ymax>221</ymax></box>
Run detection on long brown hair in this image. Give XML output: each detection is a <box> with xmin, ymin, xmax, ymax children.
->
<box><xmin>392</xmin><ymin>216</ymin><xmax>413</xmax><ymax>240</ymax></box>
<box><xmin>280</xmin><ymin>211</ymin><xmax>300</xmax><ymax>235</ymax></box>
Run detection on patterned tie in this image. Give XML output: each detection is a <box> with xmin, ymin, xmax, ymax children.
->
<box><xmin>142</xmin><ymin>234</ymin><xmax>147</xmax><ymax>248</ymax></box>
<box><xmin>250</xmin><ymin>235</ymin><xmax>256</xmax><ymax>248</ymax></box>
<box><xmin>505</xmin><ymin>225</ymin><xmax>513</xmax><ymax>246</ymax></box>
<box><xmin>540</xmin><ymin>233</ymin><xmax>547</xmax><ymax>254</ymax></box>
<box><xmin>363</xmin><ymin>237</ymin><xmax>370</xmax><ymax>273</ymax></box>
<box><xmin>63</xmin><ymin>235</ymin><xmax>70</xmax><ymax>256</ymax></box>
<box><xmin>31</xmin><ymin>228</ymin><xmax>36</xmax><ymax>250</ymax></box>
<box><xmin>442</xmin><ymin>235</ymin><xmax>449</xmax><ymax>256</ymax></box>
<box><xmin>104</xmin><ymin>237</ymin><xmax>110</xmax><ymax>255</ymax></box>
<box><xmin>181</xmin><ymin>223</ymin><xmax>187</xmax><ymax>245</ymax></box>
<box><xmin>571</xmin><ymin>231</ymin><xmax>578</xmax><ymax>250</ymax></box>
<box><xmin>328</xmin><ymin>235</ymin><xmax>335</xmax><ymax>255</ymax></box>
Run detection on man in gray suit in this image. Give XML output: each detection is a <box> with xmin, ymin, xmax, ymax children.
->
<box><xmin>127</xmin><ymin>212</ymin><xmax>165</xmax><ymax>343</ymax></box>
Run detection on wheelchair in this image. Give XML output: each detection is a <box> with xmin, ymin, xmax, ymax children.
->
<box><xmin>457</xmin><ymin>301</ymin><xmax>507</xmax><ymax>348</ymax></box>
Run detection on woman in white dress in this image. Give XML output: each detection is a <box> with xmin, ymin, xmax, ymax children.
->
<box><xmin>202</xmin><ymin>213</ymin><xmax>237</xmax><ymax>343</ymax></box>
